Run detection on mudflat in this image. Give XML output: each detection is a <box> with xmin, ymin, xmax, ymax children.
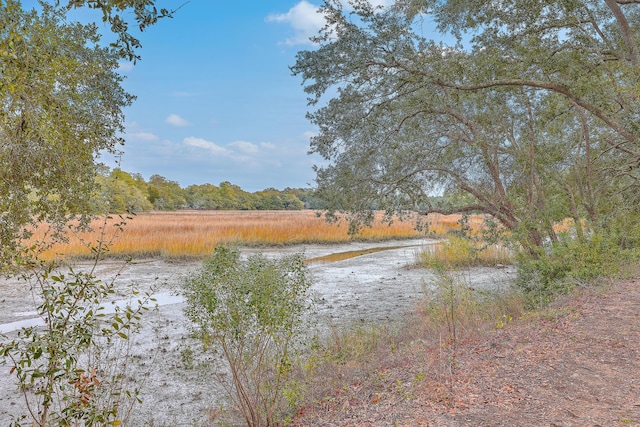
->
<box><xmin>0</xmin><ymin>239</ymin><xmax>516</xmax><ymax>425</ymax></box>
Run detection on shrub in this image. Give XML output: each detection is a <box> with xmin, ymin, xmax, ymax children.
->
<box><xmin>516</xmin><ymin>228</ymin><xmax>639</xmax><ymax>307</ymax></box>
<box><xmin>0</xmin><ymin>216</ymin><xmax>150</xmax><ymax>426</ymax></box>
<box><xmin>182</xmin><ymin>246</ymin><xmax>313</xmax><ymax>427</ymax></box>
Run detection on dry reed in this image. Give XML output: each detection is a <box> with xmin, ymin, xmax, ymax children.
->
<box><xmin>418</xmin><ymin>236</ymin><xmax>513</xmax><ymax>268</ymax></box>
<box><xmin>29</xmin><ymin>210</ymin><xmax>467</xmax><ymax>261</ymax></box>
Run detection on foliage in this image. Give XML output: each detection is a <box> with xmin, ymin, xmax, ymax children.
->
<box><xmin>254</xmin><ymin>188</ymin><xmax>304</xmax><ymax>210</ymax></box>
<box><xmin>89</xmin><ymin>169</ymin><xmax>313</xmax><ymax>212</ymax></box>
<box><xmin>0</xmin><ymin>1</ymin><xmax>134</xmax><ymax>270</ymax></box>
<box><xmin>517</xmin><ymin>223</ymin><xmax>640</xmax><ymax>307</ymax></box>
<box><xmin>60</xmin><ymin>0</ymin><xmax>176</xmax><ymax>62</ymax></box>
<box><xmin>0</xmin><ymin>216</ymin><xmax>153</xmax><ymax>426</ymax></box>
<box><xmin>184</xmin><ymin>183</ymin><xmax>311</xmax><ymax>211</ymax></box>
<box><xmin>291</xmin><ymin>0</ymin><xmax>640</xmax><ymax>253</ymax></box>
<box><xmin>282</xmin><ymin>187</ymin><xmax>322</xmax><ymax>209</ymax></box>
<box><xmin>93</xmin><ymin>169</ymin><xmax>153</xmax><ymax>214</ymax></box>
<box><xmin>182</xmin><ymin>246</ymin><xmax>314</xmax><ymax>427</ymax></box>
<box><xmin>146</xmin><ymin>174</ymin><xmax>187</xmax><ymax>211</ymax></box>
<box><xmin>1</xmin><ymin>1</ymin><xmax>164</xmax><ymax>423</ymax></box>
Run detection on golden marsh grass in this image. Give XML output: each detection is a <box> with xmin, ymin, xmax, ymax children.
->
<box><xmin>418</xmin><ymin>236</ymin><xmax>513</xmax><ymax>268</ymax></box>
<box><xmin>31</xmin><ymin>210</ymin><xmax>453</xmax><ymax>260</ymax></box>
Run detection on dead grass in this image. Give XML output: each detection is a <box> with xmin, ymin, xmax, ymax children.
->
<box><xmin>291</xmin><ymin>273</ymin><xmax>640</xmax><ymax>427</ymax></box>
<box><xmin>28</xmin><ymin>210</ymin><xmax>473</xmax><ymax>261</ymax></box>
<box><xmin>423</xmin><ymin>214</ymin><xmax>485</xmax><ymax>236</ymax></box>
<box><xmin>25</xmin><ymin>211</ymin><xmax>580</xmax><ymax>263</ymax></box>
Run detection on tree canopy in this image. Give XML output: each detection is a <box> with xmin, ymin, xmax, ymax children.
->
<box><xmin>0</xmin><ymin>0</ymin><xmax>176</xmax><ymax>269</ymax></box>
<box><xmin>292</xmin><ymin>0</ymin><xmax>640</xmax><ymax>250</ymax></box>
<box><xmin>92</xmin><ymin>168</ymin><xmax>314</xmax><ymax>213</ymax></box>
<box><xmin>1</xmin><ymin>1</ymin><xmax>135</xmax><ymax>266</ymax></box>
<box><xmin>62</xmin><ymin>0</ymin><xmax>176</xmax><ymax>61</ymax></box>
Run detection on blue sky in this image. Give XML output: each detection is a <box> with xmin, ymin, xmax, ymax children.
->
<box><xmin>105</xmin><ymin>1</ymin><xmax>334</xmax><ymax>191</ymax></box>
<box><xmin>24</xmin><ymin>0</ymin><xmax>420</xmax><ymax>191</ymax></box>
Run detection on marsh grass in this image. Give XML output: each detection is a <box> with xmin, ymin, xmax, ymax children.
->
<box><xmin>418</xmin><ymin>235</ymin><xmax>513</xmax><ymax>269</ymax></box>
<box><xmin>422</xmin><ymin>213</ymin><xmax>488</xmax><ymax>236</ymax></box>
<box><xmin>28</xmin><ymin>211</ymin><xmax>478</xmax><ymax>261</ymax></box>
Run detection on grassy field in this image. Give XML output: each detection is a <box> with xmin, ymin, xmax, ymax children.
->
<box><xmin>30</xmin><ymin>210</ymin><xmax>476</xmax><ymax>260</ymax></box>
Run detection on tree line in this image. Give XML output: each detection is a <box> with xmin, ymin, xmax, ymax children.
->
<box><xmin>93</xmin><ymin>167</ymin><xmax>319</xmax><ymax>213</ymax></box>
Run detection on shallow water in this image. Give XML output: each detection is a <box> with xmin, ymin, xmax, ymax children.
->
<box><xmin>305</xmin><ymin>244</ymin><xmax>423</xmax><ymax>263</ymax></box>
<box><xmin>0</xmin><ymin>292</ymin><xmax>184</xmax><ymax>334</ymax></box>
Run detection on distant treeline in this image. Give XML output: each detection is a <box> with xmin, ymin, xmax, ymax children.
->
<box><xmin>92</xmin><ymin>168</ymin><xmax>321</xmax><ymax>213</ymax></box>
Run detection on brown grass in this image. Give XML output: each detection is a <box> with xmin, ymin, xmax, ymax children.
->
<box><xmin>291</xmin><ymin>275</ymin><xmax>640</xmax><ymax>427</ymax></box>
<box><xmin>29</xmin><ymin>210</ymin><xmax>472</xmax><ymax>261</ymax></box>
<box><xmin>424</xmin><ymin>213</ymin><xmax>486</xmax><ymax>236</ymax></box>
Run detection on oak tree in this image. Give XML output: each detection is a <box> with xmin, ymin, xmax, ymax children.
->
<box><xmin>1</xmin><ymin>0</ymin><xmax>171</xmax><ymax>268</ymax></box>
<box><xmin>292</xmin><ymin>0</ymin><xmax>640</xmax><ymax>250</ymax></box>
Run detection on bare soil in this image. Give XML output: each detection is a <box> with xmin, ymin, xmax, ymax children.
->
<box><xmin>290</xmin><ymin>276</ymin><xmax>640</xmax><ymax>426</ymax></box>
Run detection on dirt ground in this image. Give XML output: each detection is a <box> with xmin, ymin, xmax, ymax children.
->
<box><xmin>290</xmin><ymin>276</ymin><xmax>640</xmax><ymax>426</ymax></box>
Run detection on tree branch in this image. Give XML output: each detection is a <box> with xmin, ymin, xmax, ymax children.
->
<box><xmin>433</xmin><ymin>78</ymin><xmax>639</xmax><ymax>144</ymax></box>
<box><xmin>604</xmin><ymin>0</ymin><xmax>640</xmax><ymax>66</ymax></box>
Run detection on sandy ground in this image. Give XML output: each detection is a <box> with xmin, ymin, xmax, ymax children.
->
<box><xmin>0</xmin><ymin>239</ymin><xmax>515</xmax><ymax>425</ymax></box>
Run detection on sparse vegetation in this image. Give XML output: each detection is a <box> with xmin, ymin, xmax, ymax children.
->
<box><xmin>418</xmin><ymin>236</ymin><xmax>512</xmax><ymax>269</ymax></box>
<box><xmin>291</xmin><ymin>267</ymin><xmax>526</xmax><ymax>425</ymax></box>
<box><xmin>0</xmin><ymin>216</ymin><xmax>153</xmax><ymax>427</ymax></box>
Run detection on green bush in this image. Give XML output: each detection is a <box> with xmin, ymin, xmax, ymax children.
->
<box><xmin>182</xmin><ymin>246</ymin><xmax>313</xmax><ymax>427</ymax></box>
<box><xmin>516</xmin><ymin>227</ymin><xmax>639</xmax><ymax>306</ymax></box>
<box><xmin>1</xmin><ymin>256</ymin><xmax>149</xmax><ymax>426</ymax></box>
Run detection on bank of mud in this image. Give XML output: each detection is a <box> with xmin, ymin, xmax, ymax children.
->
<box><xmin>0</xmin><ymin>239</ymin><xmax>515</xmax><ymax>425</ymax></box>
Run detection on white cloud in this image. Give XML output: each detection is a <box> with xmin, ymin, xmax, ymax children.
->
<box><xmin>266</xmin><ymin>1</ymin><xmax>394</xmax><ymax>46</ymax></box>
<box><xmin>368</xmin><ymin>0</ymin><xmax>394</xmax><ymax>8</ymax></box>
<box><xmin>129</xmin><ymin>132</ymin><xmax>159</xmax><ymax>142</ymax></box>
<box><xmin>184</xmin><ymin>137</ymin><xmax>232</xmax><ymax>156</ymax></box>
<box><xmin>303</xmin><ymin>131</ymin><xmax>317</xmax><ymax>140</ymax></box>
<box><xmin>260</xmin><ymin>142</ymin><xmax>276</xmax><ymax>149</ymax></box>
<box><xmin>166</xmin><ymin>114</ymin><xmax>191</xmax><ymax>127</ymax></box>
<box><xmin>230</xmin><ymin>140</ymin><xmax>259</xmax><ymax>154</ymax></box>
<box><xmin>266</xmin><ymin>1</ymin><xmax>325</xmax><ymax>46</ymax></box>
